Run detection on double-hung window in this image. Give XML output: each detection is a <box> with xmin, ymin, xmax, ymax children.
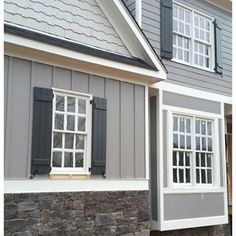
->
<box><xmin>173</xmin><ymin>3</ymin><xmax>214</xmax><ymax>70</ymax></box>
<box><xmin>51</xmin><ymin>89</ymin><xmax>92</xmax><ymax>174</ymax></box>
<box><xmin>172</xmin><ymin>114</ymin><xmax>214</xmax><ymax>186</ymax></box>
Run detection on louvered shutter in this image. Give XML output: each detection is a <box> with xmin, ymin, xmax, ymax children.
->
<box><xmin>214</xmin><ymin>20</ymin><xmax>223</xmax><ymax>74</ymax></box>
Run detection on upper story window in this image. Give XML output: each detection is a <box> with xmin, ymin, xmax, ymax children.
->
<box><xmin>51</xmin><ymin>90</ymin><xmax>92</xmax><ymax>174</ymax></box>
<box><xmin>173</xmin><ymin>4</ymin><xmax>214</xmax><ymax>70</ymax></box>
<box><xmin>172</xmin><ymin>114</ymin><xmax>214</xmax><ymax>186</ymax></box>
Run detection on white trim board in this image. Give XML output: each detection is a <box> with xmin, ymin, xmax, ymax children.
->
<box><xmin>151</xmin><ymin>215</ymin><xmax>228</xmax><ymax>231</ymax></box>
<box><xmin>5</xmin><ymin>33</ymin><xmax>164</xmax><ymax>85</ymax></box>
<box><xmin>4</xmin><ymin>179</ymin><xmax>149</xmax><ymax>193</ymax></box>
<box><xmin>151</xmin><ymin>81</ymin><xmax>232</xmax><ymax>104</ymax></box>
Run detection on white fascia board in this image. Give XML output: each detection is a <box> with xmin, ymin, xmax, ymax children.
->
<box><xmin>151</xmin><ymin>81</ymin><xmax>232</xmax><ymax>104</ymax></box>
<box><xmin>4</xmin><ymin>33</ymin><xmax>166</xmax><ymax>83</ymax></box>
<box><xmin>96</xmin><ymin>0</ymin><xmax>167</xmax><ymax>79</ymax></box>
<box><xmin>4</xmin><ymin>179</ymin><xmax>149</xmax><ymax>193</ymax></box>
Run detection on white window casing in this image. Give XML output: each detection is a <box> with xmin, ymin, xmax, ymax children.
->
<box><xmin>51</xmin><ymin>88</ymin><xmax>92</xmax><ymax>175</ymax></box>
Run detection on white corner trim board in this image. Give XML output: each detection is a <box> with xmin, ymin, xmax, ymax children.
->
<box><xmin>135</xmin><ymin>0</ymin><xmax>142</xmax><ymax>27</ymax></box>
<box><xmin>151</xmin><ymin>81</ymin><xmax>232</xmax><ymax>104</ymax></box>
<box><xmin>4</xmin><ymin>179</ymin><xmax>149</xmax><ymax>193</ymax></box>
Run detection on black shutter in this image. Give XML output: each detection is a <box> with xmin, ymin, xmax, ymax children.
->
<box><xmin>91</xmin><ymin>97</ymin><xmax>107</xmax><ymax>176</ymax></box>
<box><xmin>31</xmin><ymin>87</ymin><xmax>53</xmax><ymax>175</ymax></box>
<box><xmin>160</xmin><ymin>0</ymin><xmax>173</xmax><ymax>59</ymax></box>
<box><xmin>214</xmin><ymin>20</ymin><xmax>223</xmax><ymax>74</ymax></box>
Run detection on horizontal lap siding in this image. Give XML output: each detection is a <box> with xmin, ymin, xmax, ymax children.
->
<box><xmin>4</xmin><ymin>0</ymin><xmax>131</xmax><ymax>57</ymax></box>
<box><xmin>4</xmin><ymin>56</ymin><xmax>146</xmax><ymax>179</ymax></box>
<box><xmin>123</xmin><ymin>0</ymin><xmax>136</xmax><ymax>18</ymax></box>
<box><xmin>142</xmin><ymin>0</ymin><xmax>232</xmax><ymax>96</ymax></box>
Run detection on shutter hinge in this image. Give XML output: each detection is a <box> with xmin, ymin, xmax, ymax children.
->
<box><xmin>89</xmin><ymin>167</ymin><xmax>91</xmax><ymax>172</ymax></box>
<box><xmin>90</xmin><ymin>100</ymin><xmax>93</xmax><ymax>105</ymax></box>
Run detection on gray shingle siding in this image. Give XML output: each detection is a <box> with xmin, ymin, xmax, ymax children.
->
<box><xmin>141</xmin><ymin>0</ymin><xmax>232</xmax><ymax>96</ymax></box>
<box><xmin>4</xmin><ymin>0</ymin><xmax>131</xmax><ymax>57</ymax></box>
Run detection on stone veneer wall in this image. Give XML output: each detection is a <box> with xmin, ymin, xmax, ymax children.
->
<box><xmin>5</xmin><ymin>191</ymin><xmax>150</xmax><ymax>236</ymax></box>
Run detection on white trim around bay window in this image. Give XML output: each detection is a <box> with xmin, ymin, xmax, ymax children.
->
<box><xmin>167</xmin><ymin>109</ymin><xmax>220</xmax><ymax>189</ymax></box>
<box><xmin>172</xmin><ymin>1</ymin><xmax>215</xmax><ymax>71</ymax></box>
<box><xmin>51</xmin><ymin>88</ymin><xmax>92</xmax><ymax>175</ymax></box>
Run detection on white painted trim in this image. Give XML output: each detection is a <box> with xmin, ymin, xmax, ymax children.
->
<box><xmin>96</xmin><ymin>0</ymin><xmax>167</xmax><ymax>79</ymax></box>
<box><xmin>160</xmin><ymin>215</ymin><xmax>228</xmax><ymax>231</ymax></box>
<box><xmin>145</xmin><ymin>85</ymin><xmax>149</xmax><ymax>179</ymax></box>
<box><xmin>4</xmin><ymin>33</ymin><xmax>165</xmax><ymax>84</ymax></box>
<box><xmin>163</xmin><ymin>187</ymin><xmax>225</xmax><ymax>194</ymax></box>
<box><xmin>162</xmin><ymin>105</ymin><xmax>222</xmax><ymax>119</ymax></box>
<box><xmin>135</xmin><ymin>0</ymin><xmax>142</xmax><ymax>27</ymax></box>
<box><xmin>151</xmin><ymin>81</ymin><xmax>232</xmax><ymax>104</ymax></box>
<box><xmin>4</xmin><ymin>179</ymin><xmax>149</xmax><ymax>193</ymax></box>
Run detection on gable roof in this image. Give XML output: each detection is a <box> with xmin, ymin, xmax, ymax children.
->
<box><xmin>4</xmin><ymin>0</ymin><xmax>167</xmax><ymax>82</ymax></box>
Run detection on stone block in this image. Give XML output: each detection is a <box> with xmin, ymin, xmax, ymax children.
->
<box><xmin>18</xmin><ymin>202</ymin><xmax>38</xmax><ymax>212</ymax></box>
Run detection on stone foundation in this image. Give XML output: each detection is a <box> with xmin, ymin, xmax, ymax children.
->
<box><xmin>4</xmin><ymin>191</ymin><xmax>150</xmax><ymax>236</ymax></box>
<box><xmin>151</xmin><ymin>215</ymin><xmax>232</xmax><ymax>236</ymax></box>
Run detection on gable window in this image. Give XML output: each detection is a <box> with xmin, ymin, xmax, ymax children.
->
<box><xmin>173</xmin><ymin>3</ymin><xmax>214</xmax><ymax>70</ymax></box>
<box><xmin>171</xmin><ymin>114</ymin><xmax>215</xmax><ymax>186</ymax></box>
<box><xmin>51</xmin><ymin>89</ymin><xmax>92</xmax><ymax>174</ymax></box>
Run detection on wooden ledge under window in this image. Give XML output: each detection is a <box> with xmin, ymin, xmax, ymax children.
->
<box><xmin>49</xmin><ymin>173</ymin><xmax>91</xmax><ymax>180</ymax></box>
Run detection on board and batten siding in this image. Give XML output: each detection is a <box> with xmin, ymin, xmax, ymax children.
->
<box><xmin>4</xmin><ymin>55</ymin><xmax>146</xmax><ymax>179</ymax></box>
<box><xmin>141</xmin><ymin>0</ymin><xmax>232</xmax><ymax>96</ymax></box>
<box><xmin>4</xmin><ymin>0</ymin><xmax>131</xmax><ymax>57</ymax></box>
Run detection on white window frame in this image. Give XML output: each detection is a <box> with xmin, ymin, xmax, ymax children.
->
<box><xmin>172</xmin><ymin>1</ymin><xmax>215</xmax><ymax>72</ymax></box>
<box><xmin>167</xmin><ymin>108</ymin><xmax>220</xmax><ymax>189</ymax></box>
<box><xmin>50</xmin><ymin>88</ymin><xmax>93</xmax><ymax>175</ymax></box>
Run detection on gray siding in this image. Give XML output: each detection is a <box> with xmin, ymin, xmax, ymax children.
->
<box><xmin>123</xmin><ymin>0</ymin><xmax>136</xmax><ymax>18</ymax></box>
<box><xmin>4</xmin><ymin>0</ymin><xmax>131</xmax><ymax>57</ymax></box>
<box><xmin>142</xmin><ymin>0</ymin><xmax>232</xmax><ymax>96</ymax></box>
<box><xmin>164</xmin><ymin>193</ymin><xmax>225</xmax><ymax>220</ymax></box>
<box><xmin>4</xmin><ymin>55</ymin><xmax>146</xmax><ymax>179</ymax></box>
<box><xmin>163</xmin><ymin>91</ymin><xmax>221</xmax><ymax>114</ymax></box>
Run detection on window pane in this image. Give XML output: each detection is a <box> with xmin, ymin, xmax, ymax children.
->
<box><xmin>173</xmin><ymin>151</ymin><xmax>177</xmax><ymax>166</ymax></box>
<box><xmin>195</xmin><ymin>28</ymin><xmax>199</xmax><ymax>38</ymax></box>
<box><xmin>78</xmin><ymin>99</ymin><xmax>86</xmax><ymax>114</ymax></box>
<box><xmin>201</xmin><ymin>121</ymin><xmax>206</xmax><ymax>135</ymax></box>
<box><xmin>179</xmin><ymin>8</ymin><xmax>184</xmax><ymax>20</ymax></box>
<box><xmin>184</xmin><ymin>51</ymin><xmax>189</xmax><ymax>63</ymax></box>
<box><xmin>185</xmin><ymin>152</ymin><xmax>190</xmax><ymax>166</ymax></box>
<box><xmin>76</xmin><ymin>135</ymin><xmax>85</xmax><ymax>150</ymax></box>
<box><xmin>56</xmin><ymin>95</ymin><xmax>64</xmax><ymax>111</ymax></box>
<box><xmin>173</xmin><ymin>47</ymin><xmax>177</xmax><ymax>59</ymax></box>
<box><xmin>173</xmin><ymin>134</ymin><xmax>178</xmax><ymax>148</ymax></box>
<box><xmin>64</xmin><ymin>152</ymin><xmax>73</xmax><ymax>167</ymax></box>
<box><xmin>207</xmin><ymin>169</ymin><xmax>212</xmax><ymax>184</ymax></box>
<box><xmin>53</xmin><ymin>132</ymin><xmax>62</xmax><ymax>148</ymax></box>
<box><xmin>173</xmin><ymin>168</ymin><xmax>177</xmax><ymax>183</ymax></box>
<box><xmin>207</xmin><ymin>122</ymin><xmax>212</xmax><ymax>136</ymax></box>
<box><xmin>173</xmin><ymin>6</ymin><xmax>177</xmax><ymax>18</ymax></box>
<box><xmin>186</xmin><ymin>136</ymin><xmax>191</xmax><ymax>149</ymax></box>
<box><xmin>78</xmin><ymin>117</ymin><xmax>86</xmax><ymax>131</ymax></box>
<box><xmin>201</xmin><ymin>153</ymin><xmax>205</xmax><ymax>167</ymax></box>
<box><xmin>173</xmin><ymin>20</ymin><xmax>178</xmax><ymax>31</ymax></box>
<box><xmin>207</xmin><ymin>154</ymin><xmax>212</xmax><ymax>167</ymax></box>
<box><xmin>185</xmin><ymin>25</ymin><xmax>190</xmax><ymax>36</ymax></box>
<box><xmin>179</xmin><ymin>118</ymin><xmax>185</xmax><ymax>132</ymax></box>
<box><xmin>202</xmin><ymin>137</ymin><xmax>206</xmax><ymax>151</ymax></box>
<box><xmin>194</xmin><ymin>53</ymin><xmax>198</xmax><ymax>65</ymax></box>
<box><xmin>67</xmin><ymin>97</ymin><xmax>75</xmax><ymax>113</ymax></box>
<box><xmin>194</xmin><ymin>16</ymin><xmax>199</xmax><ymax>26</ymax></box>
<box><xmin>178</xmin><ymin>48</ymin><xmax>183</xmax><ymax>60</ymax></box>
<box><xmin>208</xmin><ymin>138</ymin><xmax>212</xmax><ymax>152</ymax></box>
<box><xmin>199</xmin><ymin>55</ymin><xmax>203</xmax><ymax>66</ymax></box>
<box><xmin>196</xmin><ymin>169</ymin><xmax>200</xmax><ymax>183</ymax></box>
<box><xmin>65</xmin><ymin>133</ymin><xmax>74</xmax><ymax>149</ymax></box>
<box><xmin>55</xmin><ymin>114</ymin><xmax>64</xmax><ymax>130</ymax></box>
<box><xmin>173</xmin><ymin>117</ymin><xmax>178</xmax><ymax>131</ymax></box>
<box><xmin>201</xmin><ymin>169</ymin><xmax>206</xmax><ymax>183</ymax></box>
<box><xmin>196</xmin><ymin>120</ymin><xmax>200</xmax><ymax>134</ymax></box>
<box><xmin>180</xmin><ymin>135</ymin><xmax>185</xmax><ymax>149</ymax></box>
<box><xmin>186</xmin><ymin>118</ymin><xmax>191</xmax><ymax>133</ymax></box>
<box><xmin>185</xmin><ymin>11</ymin><xmax>190</xmax><ymax>23</ymax></box>
<box><xmin>52</xmin><ymin>152</ymin><xmax>62</xmax><ymax>167</ymax></box>
<box><xmin>75</xmin><ymin>153</ymin><xmax>84</xmax><ymax>167</ymax></box>
<box><xmin>186</xmin><ymin>169</ymin><xmax>190</xmax><ymax>183</ymax></box>
<box><xmin>196</xmin><ymin>137</ymin><xmax>200</xmax><ymax>150</ymax></box>
<box><xmin>67</xmin><ymin>115</ymin><xmax>75</xmax><ymax>131</ymax></box>
<box><xmin>200</xmin><ymin>17</ymin><xmax>204</xmax><ymax>28</ymax></box>
<box><xmin>196</xmin><ymin>153</ymin><xmax>200</xmax><ymax>167</ymax></box>
<box><xmin>179</xmin><ymin>152</ymin><xmax>184</xmax><ymax>166</ymax></box>
<box><xmin>179</xmin><ymin>169</ymin><xmax>184</xmax><ymax>183</ymax></box>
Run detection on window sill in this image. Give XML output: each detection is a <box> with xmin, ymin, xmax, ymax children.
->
<box><xmin>49</xmin><ymin>173</ymin><xmax>91</xmax><ymax>180</ymax></box>
<box><xmin>171</xmin><ymin>58</ymin><xmax>215</xmax><ymax>73</ymax></box>
<box><xmin>163</xmin><ymin>187</ymin><xmax>225</xmax><ymax>194</ymax></box>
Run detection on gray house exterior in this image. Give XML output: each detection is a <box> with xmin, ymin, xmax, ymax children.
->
<box><xmin>4</xmin><ymin>0</ymin><xmax>232</xmax><ymax>235</ymax></box>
